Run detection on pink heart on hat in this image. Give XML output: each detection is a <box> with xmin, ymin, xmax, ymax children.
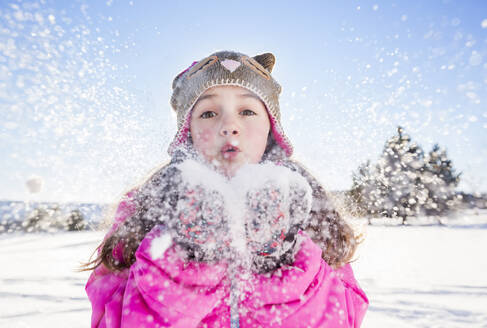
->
<box><xmin>220</xmin><ymin>59</ymin><xmax>241</xmax><ymax>73</ymax></box>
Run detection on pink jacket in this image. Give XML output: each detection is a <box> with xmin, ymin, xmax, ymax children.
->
<box><xmin>86</xmin><ymin>194</ymin><xmax>368</xmax><ymax>328</ymax></box>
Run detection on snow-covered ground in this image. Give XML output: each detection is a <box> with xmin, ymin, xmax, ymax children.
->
<box><xmin>1</xmin><ymin>211</ymin><xmax>486</xmax><ymax>328</ymax></box>
<box><xmin>353</xmin><ymin>210</ymin><xmax>487</xmax><ymax>328</ymax></box>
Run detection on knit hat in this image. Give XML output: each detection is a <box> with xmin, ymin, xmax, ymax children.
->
<box><xmin>168</xmin><ymin>50</ymin><xmax>293</xmax><ymax>158</ymax></box>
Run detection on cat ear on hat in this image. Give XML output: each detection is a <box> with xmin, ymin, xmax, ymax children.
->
<box><xmin>252</xmin><ymin>53</ymin><xmax>276</xmax><ymax>73</ymax></box>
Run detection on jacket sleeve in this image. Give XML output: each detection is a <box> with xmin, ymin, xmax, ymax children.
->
<box><xmin>85</xmin><ymin>190</ymin><xmax>137</xmax><ymax>328</ymax></box>
<box><xmin>335</xmin><ymin>263</ymin><xmax>369</xmax><ymax>328</ymax></box>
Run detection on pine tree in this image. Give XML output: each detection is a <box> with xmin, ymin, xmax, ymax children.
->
<box><xmin>374</xmin><ymin>127</ymin><xmax>428</xmax><ymax>224</ymax></box>
<box><xmin>350</xmin><ymin>127</ymin><xmax>428</xmax><ymax>224</ymax></box>
<box><xmin>421</xmin><ymin>144</ymin><xmax>461</xmax><ymax>216</ymax></box>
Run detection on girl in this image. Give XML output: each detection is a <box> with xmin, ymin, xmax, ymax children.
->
<box><xmin>84</xmin><ymin>50</ymin><xmax>368</xmax><ymax>327</ymax></box>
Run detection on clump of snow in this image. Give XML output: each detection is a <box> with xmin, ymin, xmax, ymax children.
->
<box><xmin>149</xmin><ymin>233</ymin><xmax>172</xmax><ymax>260</ymax></box>
<box><xmin>25</xmin><ymin>176</ymin><xmax>43</xmax><ymax>194</ymax></box>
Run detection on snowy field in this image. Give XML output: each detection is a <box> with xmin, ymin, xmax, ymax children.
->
<box><xmin>1</xmin><ymin>211</ymin><xmax>486</xmax><ymax>328</ymax></box>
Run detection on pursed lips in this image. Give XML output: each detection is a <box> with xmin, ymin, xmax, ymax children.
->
<box><xmin>221</xmin><ymin>143</ymin><xmax>240</xmax><ymax>158</ymax></box>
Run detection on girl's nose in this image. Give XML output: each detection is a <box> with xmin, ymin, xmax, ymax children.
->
<box><xmin>220</xmin><ymin>111</ymin><xmax>240</xmax><ymax>136</ymax></box>
<box><xmin>220</xmin><ymin>127</ymin><xmax>239</xmax><ymax>136</ymax></box>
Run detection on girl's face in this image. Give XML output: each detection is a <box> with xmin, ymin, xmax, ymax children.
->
<box><xmin>190</xmin><ymin>86</ymin><xmax>271</xmax><ymax>177</ymax></box>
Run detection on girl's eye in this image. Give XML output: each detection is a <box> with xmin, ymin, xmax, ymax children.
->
<box><xmin>200</xmin><ymin>111</ymin><xmax>216</xmax><ymax>119</ymax></box>
<box><xmin>241</xmin><ymin>109</ymin><xmax>256</xmax><ymax>116</ymax></box>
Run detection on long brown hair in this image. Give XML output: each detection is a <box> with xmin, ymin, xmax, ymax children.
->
<box><xmin>81</xmin><ymin>144</ymin><xmax>358</xmax><ymax>272</ymax></box>
<box><xmin>288</xmin><ymin>160</ymin><xmax>358</xmax><ymax>269</ymax></box>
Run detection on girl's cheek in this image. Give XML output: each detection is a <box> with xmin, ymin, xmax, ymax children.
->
<box><xmin>193</xmin><ymin>129</ymin><xmax>219</xmax><ymax>157</ymax></box>
<box><xmin>250</xmin><ymin>126</ymin><xmax>269</xmax><ymax>144</ymax></box>
<box><xmin>193</xmin><ymin>129</ymin><xmax>212</xmax><ymax>143</ymax></box>
<box><xmin>247</xmin><ymin>125</ymin><xmax>270</xmax><ymax>162</ymax></box>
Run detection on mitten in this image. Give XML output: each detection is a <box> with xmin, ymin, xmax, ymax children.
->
<box><xmin>169</xmin><ymin>159</ymin><xmax>232</xmax><ymax>262</ymax></box>
<box><xmin>235</xmin><ymin>163</ymin><xmax>313</xmax><ymax>272</ymax></box>
<box><xmin>245</xmin><ymin>180</ymin><xmax>288</xmax><ymax>257</ymax></box>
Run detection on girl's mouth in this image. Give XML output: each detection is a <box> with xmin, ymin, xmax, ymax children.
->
<box><xmin>221</xmin><ymin>144</ymin><xmax>240</xmax><ymax>159</ymax></box>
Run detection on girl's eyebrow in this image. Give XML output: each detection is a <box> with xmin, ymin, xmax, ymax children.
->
<box><xmin>195</xmin><ymin>94</ymin><xmax>215</xmax><ymax>103</ymax></box>
<box><xmin>238</xmin><ymin>93</ymin><xmax>261</xmax><ymax>101</ymax></box>
<box><xmin>193</xmin><ymin>94</ymin><xmax>215</xmax><ymax>108</ymax></box>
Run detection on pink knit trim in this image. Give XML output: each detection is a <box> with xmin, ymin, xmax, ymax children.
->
<box><xmin>175</xmin><ymin>61</ymin><xmax>198</xmax><ymax>80</ymax></box>
<box><xmin>269</xmin><ymin>117</ymin><xmax>292</xmax><ymax>157</ymax></box>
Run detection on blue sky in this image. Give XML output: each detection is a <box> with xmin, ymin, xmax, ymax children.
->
<box><xmin>1</xmin><ymin>0</ymin><xmax>486</xmax><ymax>203</ymax></box>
